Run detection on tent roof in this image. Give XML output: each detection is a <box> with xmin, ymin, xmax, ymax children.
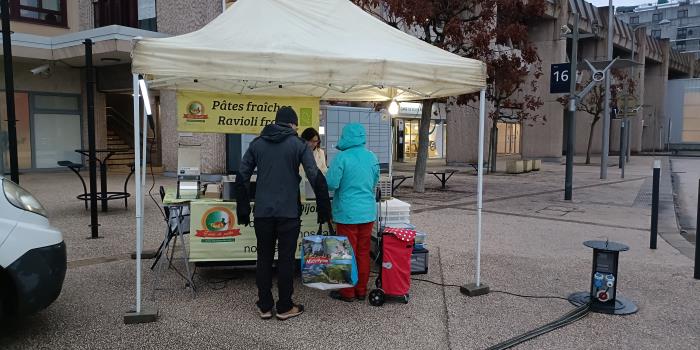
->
<box><xmin>132</xmin><ymin>0</ymin><xmax>486</xmax><ymax>101</ymax></box>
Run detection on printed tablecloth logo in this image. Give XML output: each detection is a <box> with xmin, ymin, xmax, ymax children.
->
<box><xmin>184</xmin><ymin>101</ymin><xmax>208</xmax><ymax>122</ymax></box>
<box><xmin>196</xmin><ymin>207</ymin><xmax>240</xmax><ymax>238</ymax></box>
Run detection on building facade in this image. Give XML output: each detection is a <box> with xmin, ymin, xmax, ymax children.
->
<box><xmin>2</xmin><ymin>0</ymin><xmax>697</xmax><ymax>176</ymax></box>
<box><xmin>444</xmin><ymin>0</ymin><xmax>698</xmax><ymax>166</ymax></box>
<box><xmin>617</xmin><ymin>0</ymin><xmax>700</xmax><ymax>58</ymax></box>
<box><xmin>0</xmin><ymin>0</ymin><xmax>166</xmax><ymax>175</ymax></box>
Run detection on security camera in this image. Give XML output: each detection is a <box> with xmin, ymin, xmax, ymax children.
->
<box><xmin>561</xmin><ymin>25</ymin><xmax>572</xmax><ymax>36</ymax></box>
<box><xmin>30</xmin><ymin>64</ymin><xmax>51</xmax><ymax>75</ymax></box>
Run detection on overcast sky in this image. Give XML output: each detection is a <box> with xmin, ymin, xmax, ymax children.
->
<box><xmin>588</xmin><ymin>0</ymin><xmax>656</xmax><ymax>6</ymax></box>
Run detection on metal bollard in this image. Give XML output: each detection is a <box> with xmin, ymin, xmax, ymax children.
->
<box><xmin>694</xmin><ymin>179</ymin><xmax>699</xmax><ymax>279</ymax></box>
<box><xmin>619</xmin><ymin>122</ymin><xmax>625</xmax><ymax>170</ymax></box>
<box><xmin>650</xmin><ymin>160</ymin><xmax>660</xmax><ymax>250</ymax></box>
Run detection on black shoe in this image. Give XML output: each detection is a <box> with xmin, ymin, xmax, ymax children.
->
<box><xmin>329</xmin><ymin>291</ymin><xmax>355</xmax><ymax>303</ymax></box>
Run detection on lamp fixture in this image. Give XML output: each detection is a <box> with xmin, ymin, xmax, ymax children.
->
<box><xmin>388</xmin><ymin>100</ymin><xmax>399</xmax><ymax>116</ymax></box>
<box><xmin>138</xmin><ymin>75</ymin><xmax>152</xmax><ymax>116</ymax></box>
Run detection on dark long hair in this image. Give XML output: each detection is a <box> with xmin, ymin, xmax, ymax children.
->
<box><xmin>300</xmin><ymin>127</ymin><xmax>320</xmax><ymax>142</ymax></box>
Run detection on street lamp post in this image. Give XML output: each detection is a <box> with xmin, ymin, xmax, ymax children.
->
<box><xmin>601</xmin><ymin>0</ymin><xmax>613</xmax><ymax>180</ymax></box>
<box><xmin>1</xmin><ymin>0</ymin><xmax>19</xmax><ymax>183</ymax></box>
<box><xmin>565</xmin><ymin>12</ymin><xmax>580</xmax><ymax>201</ymax></box>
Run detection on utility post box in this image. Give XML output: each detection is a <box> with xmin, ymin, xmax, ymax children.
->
<box><xmin>569</xmin><ymin>240</ymin><xmax>638</xmax><ymax>315</ymax></box>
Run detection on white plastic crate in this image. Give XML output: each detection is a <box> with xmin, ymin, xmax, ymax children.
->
<box><xmin>378</xmin><ymin>198</ymin><xmax>411</xmax><ymax>226</ymax></box>
<box><xmin>376</xmin><ymin>175</ymin><xmax>392</xmax><ymax>199</ymax></box>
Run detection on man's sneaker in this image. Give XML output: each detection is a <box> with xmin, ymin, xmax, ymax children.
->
<box><xmin>276</xmin><ymin>304</ymin><xmax>304</xmax><ymax>320</ymax></box>
<box><xmin>258</xmin><ymin>308</ymin><xmax>273</xmax><ymax>320</ymax></box>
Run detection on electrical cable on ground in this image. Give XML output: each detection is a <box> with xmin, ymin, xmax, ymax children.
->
<box><xmin>370</xmin><ymin>271</ymin><xmax>572</xmax><ymax>302</ymax></box>
<box><xmin>370</xmin><ymin>242</ymin><xmax>587</xmax><ymax>349</ymax></box>
<box><xmin>485</xmin><ymin>303</ymin><xmax>590</xmax><ymax>350</ymax></box>
<box><xmin>192</xmin><ymin>268</ymin><xmax>240</xmax><ymax>291</ymax></box>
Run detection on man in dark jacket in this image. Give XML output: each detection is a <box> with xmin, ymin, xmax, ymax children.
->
<box><xmin>236</xmin><ymin>106</ymin><xmax>331</xmax><ymax>321</ymax></box>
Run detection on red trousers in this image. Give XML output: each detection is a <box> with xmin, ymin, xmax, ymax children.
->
<box><xmin>336</xmin><ymin>222</ymin><xmax>374</xmax><ymax>299</ymax></box>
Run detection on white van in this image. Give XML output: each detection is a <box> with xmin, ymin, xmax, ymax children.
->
<box><xmin>0</xmin><ymin>176</ymin><xmax>66</xmax><ymax>319</ymax></box>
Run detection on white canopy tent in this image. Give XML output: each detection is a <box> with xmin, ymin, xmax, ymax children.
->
<box><xmin>129</xmin><ymin>0</ymin><xmax>488</xmax><ymax>318</ymax></box>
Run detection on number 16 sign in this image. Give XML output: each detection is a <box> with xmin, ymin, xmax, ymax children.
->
<box><xmin>550</xmin><ymin>63</ymin><xmax>572</xmax><ymax>94</ymax></box>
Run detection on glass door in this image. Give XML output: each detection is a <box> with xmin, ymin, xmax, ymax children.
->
<box><xmin>33</xmin><ymin>113</ymin><xmax>82</xmax><ymax>168</ymax></box>
<box><xmin>403</xmin><ymin>120</ymin><xmax>419</xmax><ymax>159</ymax></box>
<box><xmin>497</xmin><ymin>122</ymin><xmax>521</xmax><ymax>155</ymax></box>
<box><xmin>31</xmin><ymin>94</ymin><xmax>82</xmax><ymax>168</ymax></box>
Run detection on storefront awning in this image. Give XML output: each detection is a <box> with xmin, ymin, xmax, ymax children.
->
<box><xmin>0</xmin><ymin>25</ymin><xmax>168</xmax><ymax>66</ymax></box>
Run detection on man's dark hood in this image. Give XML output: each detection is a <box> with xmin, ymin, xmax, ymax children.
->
<box><xmin>260</xmin><ymin>123</ymin><xmax>297</xmax><ymax>143</ymax></box>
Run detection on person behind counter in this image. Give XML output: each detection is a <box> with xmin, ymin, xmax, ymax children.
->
<box><xmin>300</xmin><ymin>127</ymin><xmax>327</xmax><ymax>174</ymax></box>
<box><xmin>325</xmin><ymin>123</ymin><xmax>380</xmax><ymax>303</ymax></box>
<box><xmin>236</xmin><ymin>107</ymin><xmax>332</xmax><ymax>321</ymax></box>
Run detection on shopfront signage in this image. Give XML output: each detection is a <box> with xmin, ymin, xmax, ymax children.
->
<box><xmin>177</xmin><ymin>91</ymin><xmax>320</xmax><ymax>134</ymax></box>
<box><xmin>189</xmin><ymin>201</ymin><xmax>330</xmax><ymax>261</ymax></box>
<box><xmin>396</xmin><ymin>102</ymin><xmax>446</xmax><ymax>119</ymax></box>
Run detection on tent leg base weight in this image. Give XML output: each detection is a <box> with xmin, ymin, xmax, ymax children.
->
<box><xmin>124</xmin><ymin>305</ymin><xmax>159</xmax><ymax>324</ymax></box>
<box><xmin>131</xmin><ymin>250</ymin><xmax>157</xmax><ymax>259</ymax></box>
<box><xmin>460</xmin><ymin>283</ymin><xmax>490</xmax><ymax>297</ymax></box>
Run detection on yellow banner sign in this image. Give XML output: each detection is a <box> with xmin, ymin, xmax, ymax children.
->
<box><xmin>177</xmin><ymin>91</ymin><xmax>320</xmax><ymax>134</ymax></box>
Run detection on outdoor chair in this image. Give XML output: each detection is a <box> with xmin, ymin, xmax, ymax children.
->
<box><xmin>57</xmin><ymin>160</ymin><xmax>88</xmax><ymax>210</ymax></box>
<box><xmin>151</xmin><ymin>186</ymin><xmax>190</xmax><ymax>270</ymax></box>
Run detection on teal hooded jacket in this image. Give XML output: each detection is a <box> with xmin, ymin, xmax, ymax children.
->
<box><xmin>326</xmin><ymin>123</ymin><xmax>380</xmax><ymax>224</ymax></box>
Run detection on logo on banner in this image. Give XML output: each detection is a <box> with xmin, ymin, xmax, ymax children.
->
<box><xmin>196</xmin><ymin>207</ymin><xmax>241</xmax><ymax>238</ymax></box>
<box><xmin>183</xmin><ymin>101</ymin><xmax>208</xmax><ymax>122</ymax></box>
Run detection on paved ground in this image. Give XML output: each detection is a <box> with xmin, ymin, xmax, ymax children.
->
<box><xmin>670</xmin><ymin>157</ymin><xmax>699</xmax><ymax>242</ymax></box>
<box><xmin>1</xmin><ymin>156</ymin><xmax>698</xmax><ymax>349</ymax></box>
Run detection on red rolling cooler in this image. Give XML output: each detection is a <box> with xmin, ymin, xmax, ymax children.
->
<box><xmin>369</xmin><ymin>226</ymin><xmax>416</xmax><ymax>306</ymax></box>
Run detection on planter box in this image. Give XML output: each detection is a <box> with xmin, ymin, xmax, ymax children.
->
<box><xmin>506</xmin><ymin>160</ymin><xmax>524</xmax><ymax>174</ymax></box>
<box><xmin>531</xmin><ymin>159</ymin><xmax>541</xmax><ymax>171</ymax></box>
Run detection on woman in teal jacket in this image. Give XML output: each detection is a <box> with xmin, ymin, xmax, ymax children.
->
<box><xmin>326</xmin><ymin>123</ymin><xmax>380</xmax><ymax>302</ymax></box>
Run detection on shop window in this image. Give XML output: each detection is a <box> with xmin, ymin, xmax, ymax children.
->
<box><xmin>402</xmin><ymin>120</ymin><xmax>446</xmax><ymax>159</ymax></box>
<box><xmin>630</xmin><ymin>16</ymin><xmax>639</xmax><ymax>24</ymax></box>
<box><xmin>652</xmin><ymin>29</ymin><xmax>662</xmax><ymax>39</ymax></box>
<box><xmin>9</xmin><ymin>0</ymin><xmax>67</xmax><ymax>27</ymax></box>
<box><xmin>94</xmin><ymin>0</ymin><xmax>138</xmax><ymax>29</ymax></box>
<box><xmin>34</xmin><ymin>94</ymin><xmax>79</xmax><ymax>111</ymax></box>
<box><xmin>652</xmin><ymin>13</ymin><xmax>663</xmax><ymax>22</ymax></box>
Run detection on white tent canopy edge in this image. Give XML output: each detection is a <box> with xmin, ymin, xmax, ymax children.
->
<box><xmin>128</xmin><ymin>0</ymin><xmax>488</xmax><ymax>317</ymax></box>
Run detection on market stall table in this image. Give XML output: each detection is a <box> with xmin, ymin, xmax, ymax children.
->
<box><xmin>152</xmin><ymin>188</ymin><xmax>332</xmax><ymax>297</ymax></box>
<box><xmin>74</xmin><ymin>148</ymin><xmax>134</xmax><ymax>212</ymax></box>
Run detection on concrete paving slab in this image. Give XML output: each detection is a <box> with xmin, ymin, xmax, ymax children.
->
<box><xmin>2</xmin><ymin>156</ymin><xmax>698</xmax><ymax>349</ymax></box>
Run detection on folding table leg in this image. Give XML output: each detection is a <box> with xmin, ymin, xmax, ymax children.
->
<box><xmin>176</xmin><ymin>209</ymin><xmax>196</xmax><ymax>295</ymax></box>
<box><xmin>152</xmin><ymin>207</ymin><xmax>175</xmax><ymax>302</ymax></box>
